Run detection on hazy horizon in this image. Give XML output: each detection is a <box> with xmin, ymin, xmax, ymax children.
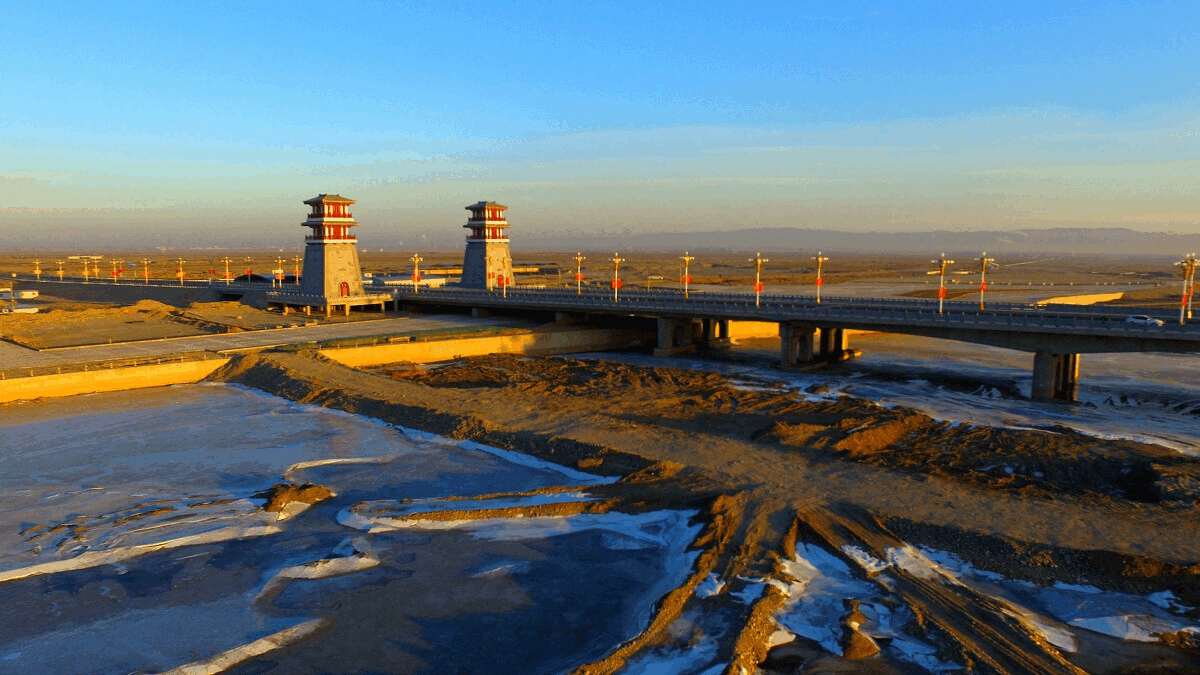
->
<box><xmin>3</xmin><ymin>2</ymin><xmax>1198</xmax><ymax>248</ymax></box>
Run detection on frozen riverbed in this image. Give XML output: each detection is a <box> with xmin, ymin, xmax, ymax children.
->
<box><xmin>581</xmin><ymin>332</ymin><xmax>1200</xmax><ymax>456</ymax></box>
<box><xmin>0</xmin><ymin>384</ymin><xmax>698</xmax><ymax>674</ymax></box>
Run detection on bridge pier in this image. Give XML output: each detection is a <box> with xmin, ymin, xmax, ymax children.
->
<box><xmin>698</xmin><ymin>318</ymin><xmax>731</xmax><ymax>349</ymax></box>
<box><xmin>654</xmin><ymin>317</ymin><xmax>698</xmax><ymax>356</ymax></box>
<box><xmin>1032</xmin><ymin>351</ymin><xmax>1080</xmax><ymax>402</ymax></box>
<box><xmin>779</xmin><ymin>322</ymin><xmax>817</xmax><ymax>367</ymax></box>
<box><xmin>820</xmin><ymin>326</ymin><xmax>848</xmax><ymax>358</ymax></box>
<box><xmin>780</xmin><ymin>323</ymin><xmax>855</xmax><ymax>367</ymax></box>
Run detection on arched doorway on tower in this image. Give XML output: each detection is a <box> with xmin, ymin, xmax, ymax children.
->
<box><xmin>340</xmin><ymin>281</ymin><xmax>349</xmax><ymax>297</ymax></box>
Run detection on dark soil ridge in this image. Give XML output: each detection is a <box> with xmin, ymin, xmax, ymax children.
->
<box><xmin>213</xmin><ymin>352</ymin><xmax>656</xmax><ymax>479</ymax></box>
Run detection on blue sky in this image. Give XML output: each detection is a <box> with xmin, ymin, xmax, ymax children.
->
<box><xmin>2</xmin><ymin>1</ymin><xmax>1199</xmax><ymax>246</ymax></box>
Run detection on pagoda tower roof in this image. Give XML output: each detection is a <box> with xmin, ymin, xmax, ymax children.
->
<box><xmin>304</xmin><ymin>194</ymin><xmax>356</xmax><ymax>206</ymax></box>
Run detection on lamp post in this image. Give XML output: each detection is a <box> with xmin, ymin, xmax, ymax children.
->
<box><xmin>92</xmin><ymin>259</ymin><xmax>100</xmax><ymax>279</ymax></box>
<box><xmin>56</xmin><ymin>260</ymin><xmax>64</xmax><ymax>282</ymax></box>
<box><xmin>33</xmin><ymin>260</ymin><xmax>42</xmax><ymax>281</ymax></box>
<box><xmin>410</xmin><ymin>253</ymin><xmax>423</xmax><ymax>295</ymax></box>
<box><xmin>611</xmin><ymin>253</ymin><xmax>625</xmax><ymax>302</ymax></box>
<box><xmin>275</xmin><ymin>256</ymin><xmax>285</xmax><ymax>288</ymax></box>
<box><xmin>750</xmin><ymin>252</ymin><xmax>768</xmax><ymax>308</ymax></box>
<box><xmin>141</xmin><ymin>258</ymin><xmax>151</xmax><ymax>285</ymax></box>
<box><xmin>976</xmin><ymin>252</ymin><xmax>995</xmax><ymax>310</ymax></box>
<box><xmin>500</xmin><ymin>254</ymin><xmax>512</xmax><ymax>298</ymax></box>
<box><xmin>812</xmin><ymin>252</ymin><xmax>829</xmax><ymax>304</ymax></box>
<box><xmin>82</xmin><ymin>260</ymin><xmax>90</xmax><ymax>284</ymax></box>
<box><xmin>293</xmin><ymin>256</ymin><xmax>302</xmax><ymax>285</ymax></box>
<box><xmin>110</xmin><ymin>260</ymin><xmax>120</xmax><ymax>285</ymax></box>
<box><xmin>221</xmin><ymin>257</ymin><xmax>232</xmax><ymax>285</ymax></box>
<box><xmin>931</xmin><ymin>253</ymin><xmax>955</xmax><ymax>314</ymax></box>
<box><xmin>1175</xmin><ymin>252</ymin><xmax>1198</xmax><ymax>323</ymax></box>
<box><xmin>679</xmin><ymin>251</ymin><xmax>695</xmax><ymax>299</ymax></box>
<box><xmin>175</xmin><ymin>258</ymin><xmax>187</xmax><ymax>287</ymax></box>
<box><xmin>574</xmin><ymin>253</ymin><xmax>586</xmax><ymax>295</ymax></box>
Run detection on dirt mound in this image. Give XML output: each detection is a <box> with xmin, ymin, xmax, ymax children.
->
<box><xmin>253</xmin><ymin>482</ymin><xmax>333</xmax><ymax>512</ymax></box>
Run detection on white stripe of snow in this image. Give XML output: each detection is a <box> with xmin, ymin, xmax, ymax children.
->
<box><xmin>0</xmin><ymin>524</ymin><xmax>282</xmax><ymax>584</ymax></box>
<box><xmin>158</xmin><ymin>618</ymin><xmax>328</xmax><ymax>675</ymax></box>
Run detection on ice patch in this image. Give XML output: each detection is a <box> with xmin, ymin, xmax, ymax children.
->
<box><xmin>695</xmin><ymin>573</ymin><xmax>725</xmax><ymax>598</ymax></box>
<box><xmin>449</xmin><ymin>438</ymin><xmax>618</xmax><ymax>485</ymax></box>
<box><xmin>159</xmin><ymin>618</ymin><xmax>328</xmax><ymax>675</ymax></box>
<box><xmin>730</xmin><ymin>580</ymin><xmax>766</xmax><ymax>604</ymax></box>
<box><xmin>840</xmin><ymin>545</ymin><xmax>888</xmax><ymax>575</ymax></box>
<box><xmin>775</xmin><ymin>543</ymin><xmax>958</xmax><ymax>669</ymax></box>
<box><xmin>620</xmin><ymin>637</ymin><xmax>720</xmax><ymax>675</ymax></box>
<box><xmin>0</xmin><ymin>524</ymin><xmax>282</xmax><ymax>584</ymax></box>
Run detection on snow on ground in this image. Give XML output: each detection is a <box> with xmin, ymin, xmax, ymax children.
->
<box><xmin>768</xmin><ymin>542</ymin><xmax>960</xmax><ymax>670</ymax></box>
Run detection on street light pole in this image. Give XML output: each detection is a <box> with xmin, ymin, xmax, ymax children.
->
<box><xmin>680</xmin><ymin>251</ymin><xmax>695</xmax><ymax>299</ymax></box>
<box><xmin>142</xmin><ymin>258</ymin><xmax>151</xmax><ymax>285</ymax></box>
<box><xmin>176</xmin><ymin>258</ymin><xmax>187</xmax><ymax>287</ymax></box>
<box><xmin>932</xmin><ymin>253</ymin><xmax>955</xmax><ymax>314</ymax></box>
<box><xmin>574</xmin><ymin>253</ymin><xmax>586</xmax><ymax>295</ymax></box>
<box><xmin>812</xmin><ymin>252</ymin><xmax>829</xmax><ymax>304</ymax></box>
<box><xmin>611</xmin><ymin>253</ymin><xmax>625</xmax><ymax>302</ymax></box>
<box><xmin>976</xmin><ymin>252</ymin><xmax>995</xmax><ymax>310</ymax></box>
<box><xmin>33</xmin><ymin>260</ymin><xmax>42</xmax><ymax>281</ymax></box>
<box><xmin>410</xmin><ymin>253</ymin><xmax>423</xmax><ymax>295</ymax></box>
<box><xmin>1175</xmin><ymin>252</ymin><xmax>1198</xmax><ymax>323</ymax></box>
<box><xmin>110</xmin><ymin>260</ymin><xmax>119</xmax><ymax>285</ymax></box>
<box><xmin>293</xmin><ymin>256</ymin><xmax>302</xmax><ymax>285</ymax></box>
<box><xmin>56</xmin><ymin>260</ymin><xmax>64</xmax><ymax>282</ymax></box>
<box><xmin>221</xmin><ymin>257</ymin><xmax>232</xmax><ymax>285</ymax></box>
<box><xmin>750</xmin><ymin>252</ymin><xmax>768</xmax><ymax>308</ymax></box>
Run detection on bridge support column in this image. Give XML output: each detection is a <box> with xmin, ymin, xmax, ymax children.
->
<box><xmin>780</xmin><ymin>322</ymin><xmax>817</xmax><ymax>367</ymax></box>
<box><xmin>698</xmin><ymin>318</ymin><xmax>730</xmax><ymax>349</ymax></box>
<box><xmin>1032</xmin><ymin>351</ymin><xmax>1080</xmax><ymax>402</ymax></box>
<box><xmin>654</xmin><ymin>317</ymin><xmax>696</xmax><ymax>357</ymax></box>
<box><xmin>817</xmin><ymin>327</ymin><xmax>849</xmax><ymax>361</ymax></box>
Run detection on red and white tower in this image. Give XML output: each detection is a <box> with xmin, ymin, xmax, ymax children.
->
<box><xmin>300</xmin><ymin>194</ymin><xmax>367</xmax><ymax>301</ymax></box>
<box><xmin>460</xmin><ymin>201</ymin><xmax>513</xmax><ymax>289</ymax></box>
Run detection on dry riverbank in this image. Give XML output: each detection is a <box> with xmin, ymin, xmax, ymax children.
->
<box><xmin>210</xmin><ymin>350</ymin><xmax>1200</xmax><ymax>673</ymax></box>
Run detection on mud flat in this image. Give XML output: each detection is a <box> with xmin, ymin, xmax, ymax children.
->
<box><xmin>188</xmin><ymin>350</ymin><xmax>1200</xmax><ymax>673</ymax></box>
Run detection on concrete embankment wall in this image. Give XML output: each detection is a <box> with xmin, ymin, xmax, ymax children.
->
<box><xmin>17</xmin><ymin>280</ymin><xmax>220</xmax><ymax>307</ymax></box>
<box><xmin>1035</xmin><ymin>292</ymin><xmax>1124</xmax><ymax>306</ymax></box>
<box><xmin>0</xmin><ymin>359</ymin><xmax>230</xmax><ymax>403</ymax></box>
<box><xmin>320</xmin><ymin>328</ymin><xmax>647</xmax><ymax>368</ymax></box>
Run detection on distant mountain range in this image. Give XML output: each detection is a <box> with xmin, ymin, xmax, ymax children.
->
<box><xmin>510</xmin><ymin>227</ymin><xmax>1200</xmax><ymax>256</ymax></box>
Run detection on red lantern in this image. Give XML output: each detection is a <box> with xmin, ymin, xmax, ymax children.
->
<box><xmin>815</xmin><ymin>277</ymin><xmax>823</xmax><ymax>287</ymax></box>
<box><xmin>412</xmin><ymin>272</ymin><xmax>422</xmax><ymax>283</ymax></box>
<box><xmin>753</xmin><ymin>281</ymin><xmax>764</xmax><ymax>292</ymax></box>
<box><xmin>979</xmin><ymin>281</ymin><xmax>987</xmax><ymax>292</ymax></box>
<box><xmin>574</xmin><ymin>272</ymin><xmax>584</xmax><ymax>281</ymax></box>
<box><xmin>681</xmin><ymin>274</ymin><xmax>692</xmax><ymax>284</ymax></box>
<box><xmin>938</xmin><ymin>287</ymin><xmax>947</xmax><ymax>299</ymax></box>
<box><xmin>611</xmin><ymin>279</ymin><xmax>623</xmax><ymax>289</ymax></box>
<box><xmin>497</xmin><ymin>275</ymin><xmax>507</xmax><ymax>287</ymax></box>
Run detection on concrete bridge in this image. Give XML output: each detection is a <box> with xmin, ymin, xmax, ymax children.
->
<box><xmin>386</xmin><ymin>286</ymin><xmax>1200</xmax><ymax>403</ymax></box>
<box><xmin>12</xmin><ymin>277</ymin><xmax>1199</xmax><ymax>402</ymax></box>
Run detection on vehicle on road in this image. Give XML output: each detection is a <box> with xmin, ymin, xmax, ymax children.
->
<box><xmin>1124</xmin><ymin>315</ymin><xmax>1165</xmax><ymax>327</ymax></box>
